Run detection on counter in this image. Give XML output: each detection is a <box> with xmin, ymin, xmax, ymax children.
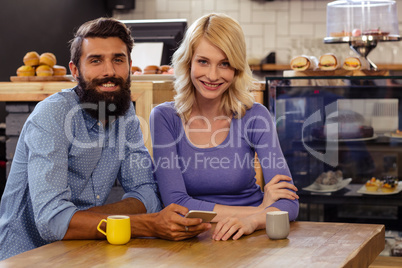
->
<box><xmin>249</xmin><ymin>63</ymin><xmax>402</xmax><ymax>72</ymax></box>
<box><xmin>0</xmin><ymin>80</ymin><xmax>264</xmax><ymax>149</ymax></box>
<box><xmin>0</xmin><ymin>81</ymin><xmax>176</xmax><ymax>156</ymax></box>
<box><xmin>0</xmin><ymin>81</ymin><xmax>265</xmax><ymax>184</ymax></box>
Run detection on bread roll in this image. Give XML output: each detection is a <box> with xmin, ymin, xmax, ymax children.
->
<box><xmin>17</xmin><ymin>65</ymin><xmax>35</xmax><ymax>76</ymax></box>
<box><xmin>23</xmin><ymin>51</ymin><xmax>40</xmax><ymax>67</ymax></box>
<box><xmin>36</xmin><ymin>65</ymin><xmax>54</xmax><ymax>76</ymax></box>
<box><xmin>39</xmin><ymin>52</ymin><xmax>57</xmax><ymax>67</ymax></box>
<box><xmin>131</xmin><ymin>66</ymin><xmax>142</xmax><ymax>74</ymax></box>
<box><xmin>319</xmin><ymin>54</ymin><xmax>338</xmax><ymax>70</ymax></box>
<box><xmin>160</xmin><ymin>65</ymin><xmax>171</xmax><ymax>73</ymax></box>
<box><xmin>290</xmin><ymin>55</ymin><xmax>318</xmax><ymax>71</ymax></box>
<box><xmin>52</xmin><ymin>65</ymin><xmax>67</xmax><ymax>76</ymax></box>
<box><xmin>143</xmin><ymin>65</ymin><xmax>161</xmax><ymax>74</ymax></box>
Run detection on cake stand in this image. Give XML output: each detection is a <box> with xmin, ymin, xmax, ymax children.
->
<box><xmin>324</xmin><ymin>35</ymin><xmax>401</xmax><ymax>70</ymax></box>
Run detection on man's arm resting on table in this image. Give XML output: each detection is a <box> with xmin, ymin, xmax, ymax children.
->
<box><xmin>87</xmin><ymin>197</ymin><xmax>146</xmax><ymax>214</ymax></box>
<box><xmin>63</xmin><ymin>197</ymin><xmax>147</xmax><ymax>240</ymax></box>
<box><xmin>63</xmin><ymin>201</ymin><xmax>212</xmax><ymax>241</ymax></box>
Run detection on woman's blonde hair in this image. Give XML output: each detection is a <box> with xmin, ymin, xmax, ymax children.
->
<box><xmin>172</xmin><ymin>13</ymin><xmax>257</xmax><ymax>121</ymax></box>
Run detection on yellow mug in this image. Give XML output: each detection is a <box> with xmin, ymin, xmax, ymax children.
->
<box><xmin>97</xmin><ymin>215</ymin><xmax>131</xmax><ymax>245</ymax></box>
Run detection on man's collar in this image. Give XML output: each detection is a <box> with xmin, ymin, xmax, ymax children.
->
<box><xmin>82</xmin><ymin>108</ymin><xmax>100</xmax><ymax>130</ymax></box>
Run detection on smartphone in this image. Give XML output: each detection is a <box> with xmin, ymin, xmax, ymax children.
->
<box><xmin>185</xmin><ymin>210</ymin><xmax>217</xmax><ymax>223</ymax></box>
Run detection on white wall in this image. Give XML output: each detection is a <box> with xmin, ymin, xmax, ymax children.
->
<box><xmin>113</xmin><ymin>0</ymin><xmax>402</xmax><ymax>65</ymax></box>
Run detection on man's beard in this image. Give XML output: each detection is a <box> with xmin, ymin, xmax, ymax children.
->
<box><xmin>75</xmin><ymin>75</ymin><xmax>132</xmax><ymax>121</ymax></box>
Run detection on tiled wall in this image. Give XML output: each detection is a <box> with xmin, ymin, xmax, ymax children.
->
<box><xmin>113</xmin><ymin>0</ymin><xmax>402</xmax><ymax>65</ymax></box>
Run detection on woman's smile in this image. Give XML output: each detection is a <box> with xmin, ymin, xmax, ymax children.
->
<box><xmin>201</xmin><ymin>81</ymin><xmax>223</xmax><ymax>91</ymax></box>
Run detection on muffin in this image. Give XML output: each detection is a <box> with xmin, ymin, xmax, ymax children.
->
<box><xmin>16</xmin><ymin>65</ymin><xmax>35</xmax><ymax>76</ymax></box>
<box><xmin>36</xmin><ymin>65</ymin><xmax>54</xmax><ymax>76</ymax></box>
<box><xmin>160</xmin><ymin>65</ymin><xmax>173</xmax><ymax>74</ymax></box>
<box><xmin>39</xmin><ymin>52</ymin><xmax>57</xmax><ymax>67</ymax></box>
<box><xmin>131</xmin><ymin>66</ymin><xmax>142</xmax><ymax>74</ymax></box>
<box><xmin>143</xmin><ymin>65</ymin><xmax>161</xmax><ymax>74</ymax></box>
<box><xmin>23</xmin><ymin>51</ymin><xmax>40</xmax><ymax>66</ymax></box>
<box><xmin>52</xmin><ymin>65</ymin><xmax>67</xmax><ymax>76</ymax></box>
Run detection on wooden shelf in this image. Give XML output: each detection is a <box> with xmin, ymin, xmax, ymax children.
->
<box><xmin>250</xmin><ymin>64</ymin><xmax>290</xmax><ymax>71</ymax></box>
<box><xmin>376</xmin><ymin>64</ymin><xmax>402</xmax><ymax>71</ymax></box>
<box><xmin>250</xmin><ymin>63</ymin><xmax>402</xmax><ymax>72</ymax></box>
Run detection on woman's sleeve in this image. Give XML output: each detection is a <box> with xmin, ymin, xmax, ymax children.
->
<box><xmin>150</xmin><ymin>104</ymin><xmax>215</xmax><ymax>211</ymax></box>
<box><xmin>248</xmin><ymin>104</ymin><xmax>299</xmax><ymax>220</ymax></box>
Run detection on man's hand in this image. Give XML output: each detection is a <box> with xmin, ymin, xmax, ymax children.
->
<box><xmin>147</xmin><ymin>204</ymin><xmax>212</xmax><ymax>241</ymax></box>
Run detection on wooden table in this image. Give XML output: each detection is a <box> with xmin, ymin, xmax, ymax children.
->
<box><xmin>0</xmin><ymin>221</ymin><xmax>385</xmax><ymax>268</ymax></box>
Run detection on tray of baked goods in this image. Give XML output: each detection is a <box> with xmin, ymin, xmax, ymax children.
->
<box><xmin>131</xmin><ymin>65</ymin><xmax>175</xmax><ymax>81</ymax></box>
<box><xmin>10</xmin><ymin>75</ymin><xmax>74</xmax><ymax>82</ymax></box>
<box><xmin>11</xmin><ymin>51</ymin><xmax>73</xmax><ymax>82</ymax></box>
<box><xmin>285</xmin><ymin>54</ymin><xmax>389</xmax><ymax>77</ymax></box>
<box><xmin>384</xmin><ymin>129</ymin><xmax>402</xmax><ymax>141</ymax></box>
<box><xmin>358</xmin><ymin>176</ymin><xmax>402</xmax><ymax>195</ymax></box>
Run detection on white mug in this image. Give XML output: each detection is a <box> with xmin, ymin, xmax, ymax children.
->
<box><xmin>266</xmin><ymin>211</ymin><xmax>290</xmax><ymax>240</ymax></box>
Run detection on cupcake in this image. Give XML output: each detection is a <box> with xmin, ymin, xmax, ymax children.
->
<box><xmin>365</xmin><ymin>177</ymin><xmax>381</xmax><ymax>192</ymax></box>
<box><xmin>380</xmin><ymin>176</ymin><xmax>398</xmax><ymax>193</ymax></box>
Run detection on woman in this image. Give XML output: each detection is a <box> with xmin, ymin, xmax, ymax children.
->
<box><xmin>150</xmin><ymin>13</ymin><xmax>299</xmax><ymax>240</ymax></box>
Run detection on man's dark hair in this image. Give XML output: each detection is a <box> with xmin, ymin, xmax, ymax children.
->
<box><xmin>69</xmin><ymin>17</ymin><xmax>134</xmax><ymax>68</ymax></box>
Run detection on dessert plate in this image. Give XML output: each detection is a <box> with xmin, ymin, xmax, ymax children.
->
<box><xmin>357</xmin><ymin>181</ymin><xmax>402</xmax><ymax>195</ymax></box>
<box><xmin>312</xmin><ymin>135</ymin><xmax>377</xmax><ymax>142</ymax></box>
<box><xmin>384</xmin><ymin>133</ymin><xmax>402</xmax><ymax>140</ymax></box>
<box><xmin>302</xmin><ymin>178</ymin><xmax>352</xmax><ymax>193</ymax></box>
<box><xmin>326</xmin><ymin>134</ymin><xmax>378</xmax><ymax>142</ymax></box>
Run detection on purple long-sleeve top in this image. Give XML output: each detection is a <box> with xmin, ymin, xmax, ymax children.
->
<box><xmin>150</xmin><ymin>102</ymin><xmax>299</xmax><ymax>221</ymax></box>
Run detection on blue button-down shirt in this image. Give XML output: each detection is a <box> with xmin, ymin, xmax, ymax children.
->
<box><xmin>0</xmin><ymin>87</ymin><xmax>162</xmax><ymax>260</ymax></box>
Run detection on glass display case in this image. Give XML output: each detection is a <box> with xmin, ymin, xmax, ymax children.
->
<box><xmin>267</xmin><ymin>75</ymin><xmax>402</xmax><ymax>187</ymax></box>
<box><xmin>266</xmin><ymin>75</ymin><xmax>402</xmax><ymax>231</ymax></box>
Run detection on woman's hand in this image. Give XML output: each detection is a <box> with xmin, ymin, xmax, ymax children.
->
<box><xmin>259</xmin><ymin>175</ymin><xmax>299</xmax><ymax>209</ymax></box>
<box><xmin>212</xmin><ymin>216</ymin><xmax>259</xmax><ymax>241</ymax></box>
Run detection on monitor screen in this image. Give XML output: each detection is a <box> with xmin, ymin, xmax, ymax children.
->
<box><xmin>120</xmin><ymin>19</ymin><xmax>187</xmax><ymax>66</ymax></box>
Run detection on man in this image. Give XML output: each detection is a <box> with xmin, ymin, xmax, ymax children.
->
<box><xmin>0</xmin><ymin>17</ymin><xmax>210</xmax><ymax>260</ymax></box>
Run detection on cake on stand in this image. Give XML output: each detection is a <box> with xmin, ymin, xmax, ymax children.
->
<box><xmin>324</xmin><ymin>0</ymin><xmax>401</xmax><ymax>71</ymax></box>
